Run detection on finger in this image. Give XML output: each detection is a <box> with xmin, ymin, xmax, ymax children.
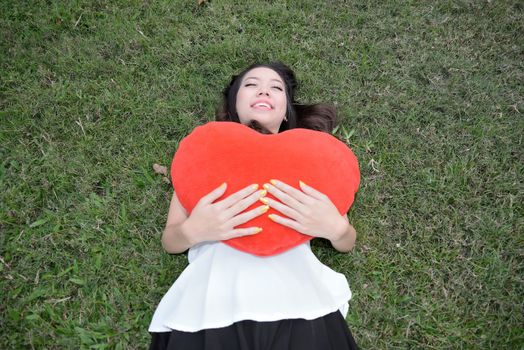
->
<box><xmin>298</xmin><ymin>180</ymin><xmax>330</xmax><ymax>202</ymax></box>
<box><xmin>223</xmin><ymin>189</ymin><xmax>266</xmax><ymax>219</ymax></box>
<box><xmin>269</xmin><ymin>179</ymin><xmax>311</xmax><ymax>204</ymax></box>
<box><xmin>263</xmin><ymin>182</ymin><xmax>307</xmax><ymax>212</ymax></box>
<box><xmin>267</xmin><ymin>214</ymin><xmax>307</xmax><ymax>234</ymax></box>
<box><xmin>228</xmin><ymin>204</ymin><xmax>270</xmax><ymax>228</ymax></box>
<box><xmin>216</xmin><ymin>183</ymin><xmax>260</xmax><ymax>210</ymax></box>
<box><xmin>221</xmin><ymin>227</ymin><xmax>263</xmax><ymax>240</ymax></box>
<box><xmin>198</xmin><ymin>182</ymin><xmax>228</xmax><ymax>205</ymax></box>
<box><xmin>260</xmin><ymin>196</ymin><xmax>302</xmax><ymax>221</ymax></box>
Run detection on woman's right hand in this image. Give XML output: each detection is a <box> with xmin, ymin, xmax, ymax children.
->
<box><xmin>182</xmin><ymin>183</ymin><xmax>269</xmax><ymax>246</ymax></box>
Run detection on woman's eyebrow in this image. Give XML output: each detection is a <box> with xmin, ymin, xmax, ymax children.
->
<box><xmin>244</xmin><ymin>76</ymin><xmax>284</xmax><ymax>84</ymax></box>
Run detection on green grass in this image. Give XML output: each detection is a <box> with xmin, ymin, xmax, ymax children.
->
<box><xmin>1</xmin><ymin>0</ymin><xmax>523</xmax><ymax>348</ymax></box>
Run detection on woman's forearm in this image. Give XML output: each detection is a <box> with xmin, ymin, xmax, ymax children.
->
<box><xmin>161</xmin><ymin>220</ymin><xmax>194</xmax><ymax>254</ymax></box>
<box><xmin>330</xmin><ymin>218</ymin><xmax>357</xmax><ymax>253</ymax></box>
<box><xmin>162</xmin><ymin>214</ymin><xmax>356</xmax><ymax>254</ymax></box>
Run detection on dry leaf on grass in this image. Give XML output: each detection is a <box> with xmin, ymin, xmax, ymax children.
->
<box><xmin>153</xmin><ymin>163</ymin><xmax>168</xmax><ymax>176</ymax></box>
<box><xmin>153</xmin><ymin>163</ymin><xmax>171</xmax><ymax>184</ymax></box>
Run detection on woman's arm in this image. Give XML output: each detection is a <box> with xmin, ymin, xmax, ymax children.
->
<box><xmin>161</xmin><ymin>191</ymin><xmax>192</xmax><ymax>254</ymax></box>
<box><xmin>329</xmin><ymin>214</ymin><xmax>357</xmax><ymax>253</ymax></box>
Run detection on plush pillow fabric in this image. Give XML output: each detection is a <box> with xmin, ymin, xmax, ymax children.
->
<box><xmin>171</xmin><ymin>121</ymin><xmax>360</xmax><ymax>256</ymax></box>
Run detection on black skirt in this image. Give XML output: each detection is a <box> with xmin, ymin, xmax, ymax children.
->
<box><xmin>149</xmin><ymin>311</ymin><xmax>358</xmax><ymax>350</ymax></box>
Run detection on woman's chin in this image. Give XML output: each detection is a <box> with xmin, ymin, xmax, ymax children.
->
<box><xmin>248</xmin><ymin>114</ymin><xmax>280</xmax><ymax>125</ymax></box>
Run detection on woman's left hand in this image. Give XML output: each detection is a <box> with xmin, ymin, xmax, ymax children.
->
<box><xmin>261</xmin><ymin>179</ymin><xmax>349</xmax><ymax>241</ymax></box>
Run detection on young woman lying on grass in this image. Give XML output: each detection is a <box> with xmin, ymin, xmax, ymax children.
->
<box><xmin>148</xmin><ymin>62</ymin><xmax>360</xmax><ymax>350</ymax></box>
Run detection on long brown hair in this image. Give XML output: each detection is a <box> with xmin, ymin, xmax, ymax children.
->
<box><xmin>215</xmin><ymin>62</ymin><xmax>337</xmax><ymax>134</ymax></box>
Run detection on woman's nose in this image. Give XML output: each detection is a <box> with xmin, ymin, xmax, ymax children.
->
<box><xmin>257</xmin><ymin>86</ymin><xmax>270</xmax><ymax>96</ymax></box>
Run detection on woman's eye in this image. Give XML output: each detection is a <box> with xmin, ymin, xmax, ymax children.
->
<box><xmin>245</xmin><ymin>83</ymin><xmax>256</xmax><ymax>87</ymax></box>
<box><xmin>273</xmin><ymin>86</ymin><xmax>283</xmax><ymax>91</ymax></box>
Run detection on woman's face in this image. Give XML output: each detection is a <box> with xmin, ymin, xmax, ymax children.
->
<box><xmin>235</xmin><ymin>67</ymin><xmax>287</xmax><ymax>134</ymax></box>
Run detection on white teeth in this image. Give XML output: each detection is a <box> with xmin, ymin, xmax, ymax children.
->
<box><xmin>254</xmin><ymin>103</ymin><xmax>271</xmax><ymax>108</ymax></box>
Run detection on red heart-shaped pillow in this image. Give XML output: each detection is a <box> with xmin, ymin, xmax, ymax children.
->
<box><xmin>171</xmin><ymin>121</ymin><xmax>360</xmax><ymax>256</ymax></box>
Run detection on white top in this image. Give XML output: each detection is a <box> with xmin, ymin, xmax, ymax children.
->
<box><xmin>148</xmin><ymin>241</ymin><xmax>352</xmax><ymax>332</ymax></box>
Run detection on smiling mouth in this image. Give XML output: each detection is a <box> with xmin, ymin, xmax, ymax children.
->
<box><xmin>251</xmin><ymin>102</ymin><xmax>273</xmax><ymax>110</ymax></box>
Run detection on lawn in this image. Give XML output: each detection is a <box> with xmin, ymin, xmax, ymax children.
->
<box><xmin>1</xmin><ymin>0</ymin><xmax>523</xmax><ymax>348</ymax></box>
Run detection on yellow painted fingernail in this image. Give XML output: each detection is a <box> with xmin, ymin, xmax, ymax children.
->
<box><xmin>254</xmin><ymin>227</ymin><xmax>263</xmax><ymax>233</ymax></box>
<box><xmin>252</xmin><ymin>184</ymin><xmax>259</xmax><ymax>190</ymax></box>
<box><xmin>261</xmin><ymin>205</ymin><xmax>270</xmax><ymax>213</ymax></box>
<box><xmin>260</xmin><ymin>189</ymin><xmax>267</xmax><ymax>197</ymax></box>
<box><xmin>268</xmin><ymin>214</ymin><xmax>276</xmax><ymax>221</ymax></box>
<box><xmin>299</xmin><ymin>180</ymin><xmax>306</xmax><ymax>187</ymax></box>
<box><xmin>221</xmin><ymin>182</ymin><xmax>227</xmax><ymax>188</ymax></box>
<box><xmin>260</xmin><ymin>197</ymin><xmax>269</xmax><ymax>204</ymax></box>
<box><xmin>270</xmin><ymin>179</ymin><xmax>278</xmax><ymax>186</ymax></box>
<box><xmin>263</xmin><ymin>183</ymin><xmax>270</xmax><ymax>190</ymax></box>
